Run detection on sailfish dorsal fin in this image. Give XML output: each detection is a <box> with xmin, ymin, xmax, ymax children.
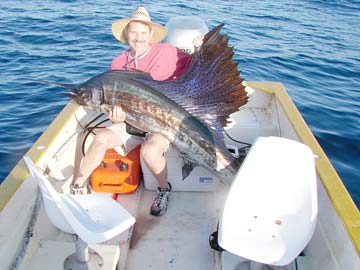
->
<box><xmin>130</xmin><ymin>24</ymin><xmax>248</xmax><ymax>135</ymax></box>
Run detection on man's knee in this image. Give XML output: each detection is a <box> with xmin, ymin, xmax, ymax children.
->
<box><xmin>92</xmin><ymin>129</ymin><xmax>119</xmax><ymax>149</ymax></box>
<box><xmin>141</xmin><ymin>142</ymin><xmax>158</xmax><ymax>162</ymax></box>
<box><xmin>141</xmin><ymin>135</ymin><xmax>168</xmax><ymax>162</ymax></box>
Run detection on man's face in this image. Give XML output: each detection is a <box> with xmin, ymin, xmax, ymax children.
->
<box><xmin>126</xmin><ymin>21</ymin><xmax>152</xmax><ymax>56</ymax></box>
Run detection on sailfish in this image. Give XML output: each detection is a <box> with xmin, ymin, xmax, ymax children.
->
<box><xmin>56</xmin><ymin>24</ymin><xmax>248</xmax><ymax>181</ymax></box>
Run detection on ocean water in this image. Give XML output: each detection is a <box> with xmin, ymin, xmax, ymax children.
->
<box><xmin>0</xmin><ymin>0</ymin><xmax>359</xmax><ymax>208</ymax></box>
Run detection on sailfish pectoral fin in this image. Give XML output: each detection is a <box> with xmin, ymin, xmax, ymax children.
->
<box><xmin>61</xmin><ymin>92</ymin><xmax>87</xmax><ymax>106</ymax></box>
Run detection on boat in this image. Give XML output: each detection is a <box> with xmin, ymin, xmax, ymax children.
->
<box><xmin>0</xmin><ymin>17</ymin><xmax>359</xmax><ymax>270</ymax></box>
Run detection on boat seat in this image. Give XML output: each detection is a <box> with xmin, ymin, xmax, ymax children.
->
<box><xmin>23</xmin><ymin>156</ymin><xmax>135</xmax><ymax>269</ymax></box>
<box><xmin>218</xmin><ymin>136</ymin><xmax>318</xmax><ymax>266</ymax></box>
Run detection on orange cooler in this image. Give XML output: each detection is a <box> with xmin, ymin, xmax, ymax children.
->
<box><xmin>91</xmin><ymin>145</ymin><xmax>141</xmax><ymax>194</ymax></box>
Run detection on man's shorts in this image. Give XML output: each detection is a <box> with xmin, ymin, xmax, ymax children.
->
<box><xmin>106</xmin><ymin>123</ymin><xmax>170</xmax><ymax>155</ymax></box>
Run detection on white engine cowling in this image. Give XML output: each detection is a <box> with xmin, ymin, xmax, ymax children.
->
<box><xmin>165</xmin><ymin>16</ymin><xmax>208</xmax><ymax>54</ymax></box>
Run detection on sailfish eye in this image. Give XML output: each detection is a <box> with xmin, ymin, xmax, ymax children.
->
<box><xmin>76</xmin><ymin>87</ymin><xmax>91</xmax><ymax>101</ymax></box>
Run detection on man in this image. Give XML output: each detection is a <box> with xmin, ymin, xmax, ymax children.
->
<box><xmin>70</xmin><ymin>6</ymin><xmax>203</xmax><ymax>216</ymax></box>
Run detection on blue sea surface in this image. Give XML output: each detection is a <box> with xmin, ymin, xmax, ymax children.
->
<box><xmin>0</xmin><ymin>0</ymin><xmax>359</xmax><ymax>207</ymax></box>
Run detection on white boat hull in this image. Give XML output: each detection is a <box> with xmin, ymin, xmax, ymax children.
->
<box><xmin>0</xmin><ymin>82</ymin><xmax>359</xmax><ymax>270</ymax></box>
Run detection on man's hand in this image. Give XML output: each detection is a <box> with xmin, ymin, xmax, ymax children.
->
<box><xmin>109</xmin><ymin>105</ymin><xmax>126</xmax><ymax>123</ymax></box>
<box><xmin>193</xmin><ymin>35</ymin><xmax>204</xmax><ymax>48</ymax></box>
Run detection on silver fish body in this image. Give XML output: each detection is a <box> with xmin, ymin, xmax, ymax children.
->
<box><xmin>73</xmin><ymin>71</ymin><xmax>237</xmax><ymax>179</ymax></box>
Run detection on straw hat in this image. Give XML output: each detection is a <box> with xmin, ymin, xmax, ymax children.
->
<box><xmin>111</xmin><ymin>6</ymin><xmax>167</xmax><ymax>44</ymax></box>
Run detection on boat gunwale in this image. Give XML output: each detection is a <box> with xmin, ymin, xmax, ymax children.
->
<box><xmin>0</xmin><ymin>82</ymin><xmax>359</xmax><ymax>256</ymax></box>
<box><xmin>245</xmin><ymin>81</ymin><xmax>360</xmax><ymax>255</ymax></box>
<box><xmin>0</xmin><ymin>101</ymin><xmax>80</xmax><ymax>212</ymax></box>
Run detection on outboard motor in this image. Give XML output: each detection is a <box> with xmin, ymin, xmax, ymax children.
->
<box><xmin>165</xmin><ymin>16</ymin><xmax>208</xmax><ymax>54</ymax></box>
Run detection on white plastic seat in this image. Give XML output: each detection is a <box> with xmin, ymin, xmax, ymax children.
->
<box><xmin>23</xmin><ymin>156</ymin><xmax>135</xmax><ymax>269</ymax></box>
<box><xmin>219</xmin><ymin>136</ymin><xmax>318</xmax><ymax>266</ymax></box>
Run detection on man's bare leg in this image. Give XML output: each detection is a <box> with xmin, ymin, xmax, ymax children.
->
<box><xmin>141</xmin><ymin>133</ymin><xmax>171</xmax><ymax>216</ymax></box>
<box><xmin>141</xmin><ymin>133</ymin><xmax>169</xmax><ymax>188</ymax></box>
<box><xmin>72</xmin><ymin>128</ymin><xmax>124</xmax><ymax>190</ymax></box>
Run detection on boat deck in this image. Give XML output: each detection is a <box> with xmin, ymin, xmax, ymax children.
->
<box><xmin>17</xmin><ymin>179</ymin><xmax>226</xmax><ymax>270</ymax></box>
<box><xmin>116</xmin><ymin>184</ymin><xmax>225</xmax><ymax>270</ymax></box>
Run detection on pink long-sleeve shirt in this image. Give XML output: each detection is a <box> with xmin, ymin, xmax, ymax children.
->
<box><xmin>110</xmin><ymin>43</ymin><xmax>192</xmax><ymax>81</ymax></box>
